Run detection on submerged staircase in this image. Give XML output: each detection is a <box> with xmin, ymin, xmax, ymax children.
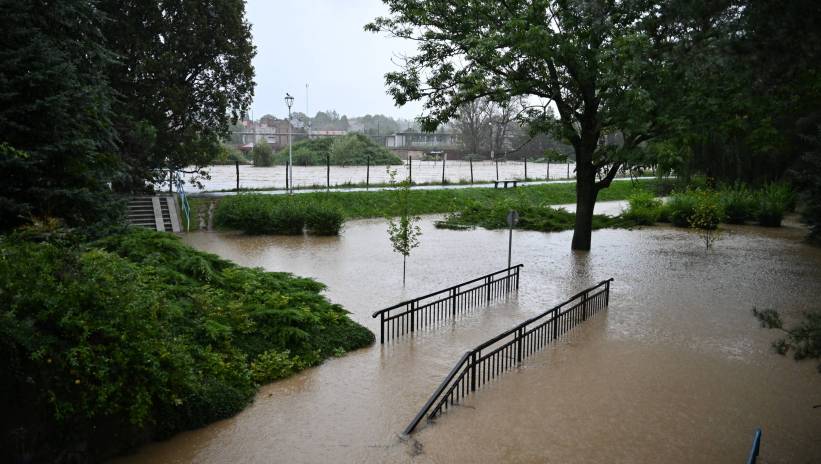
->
<box><xmin>126</xmin><ymin>196</ymin><xmax>181</xmax><ymax>232</ymax></box>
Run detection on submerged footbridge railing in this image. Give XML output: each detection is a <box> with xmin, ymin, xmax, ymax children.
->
<box><xmin>372</xmin><ymin>265</ymin><xmax>523</xmax><ymax>344</ymax></box>
<box><xmin>403</xmin><ymin>278</ymin><xmax>614</xmax><ymax>435</ymax></box>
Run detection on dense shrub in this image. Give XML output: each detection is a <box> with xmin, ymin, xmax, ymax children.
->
<box><xmin>252</xmin><ymin>141</ymin><xmax>273</xmax><ymax>167</ymax></box>
<box><xmin>304</xmin><ymin>203</ymin><xmax>344</xmax><ymax>235</ymax></box>
<box><xmin>623</xmin><ymin>190</ymin><xmax>663</xmax><ymax>225</ymax></box>
<box><xmin>214</xmin><ymin>195</ymin><xmax>306</xmax><ymax>234</ymax></box>
<box><xmin>0</xmin><ymin>230</ymin><xmax>373</xmax><ymax>462</ymax></box>
<box><xmin>212</xmin><ymin>144</ymin><xmax>249</xmax><ymax>165</ymax></box>
<box><xmin>273</xmin><ymin>133</ymin><xmax>402</xmax><ymax>166</ymax></box>
<box><xmin>755</xmin><ymin>183</ymin><xmax>794</xmax><ymax>227</ymax></box>
<box><xmin>719</xmin><ymin>184</ymin><xmax>757</xmax><ymax>224</ymax></box>
<box><xmin>666</xmin><ymin>191</ymin><xmax>698</xmax><ymax>227</ymax></box>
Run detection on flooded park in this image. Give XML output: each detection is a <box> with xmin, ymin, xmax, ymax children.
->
<box><xmin>184</xmin><ymin>160</ymin><xmax>577</xmax><ymax>191</ymax></box>
<box><xmin>115</xmin><ymin>205</ymin><xmax>821</xmax><ymax>464</ymax></box>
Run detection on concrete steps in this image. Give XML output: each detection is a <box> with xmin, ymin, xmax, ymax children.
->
<box><xmin>126</xmin><ymin>196</ymin><xmax>181</xmax><ymax>232</ymax></box>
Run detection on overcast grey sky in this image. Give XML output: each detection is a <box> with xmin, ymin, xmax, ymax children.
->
<box><xmin>246</xmin><ymin>0</ymin><xmax>422</xmax><ymax>120</ymax></box>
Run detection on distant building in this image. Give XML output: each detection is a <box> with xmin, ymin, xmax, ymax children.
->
<box><xmin>309</xmin><ymin>130</ymin><xmax>347</xmax><ymax>138</ymax></box>
<box><xmin>384</xmin><ymin>131</ymin><xmax>462</xmax><ymax>160</ymax></box>
<box><xmin>232</xmin><ymin>118</ymin><xmax>300</xmax><ymax>150</ymax></box>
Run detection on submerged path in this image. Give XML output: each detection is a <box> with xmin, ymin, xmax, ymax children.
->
<box><xmin>115</xmin><ymin>213</ymin><xmax>821</xmax><ymax>464</ymax></box>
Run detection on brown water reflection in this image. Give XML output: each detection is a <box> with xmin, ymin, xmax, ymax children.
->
<box><xmin>115</xmin><ymin>212</ymin><xmax>821</xmax><ymax>463</ymax></box>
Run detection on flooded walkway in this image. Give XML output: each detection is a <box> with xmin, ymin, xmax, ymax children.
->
<box><xmin>115</xmin><ymin>212</ymin><xmax>821</xmax><ymax>463</ymax></box>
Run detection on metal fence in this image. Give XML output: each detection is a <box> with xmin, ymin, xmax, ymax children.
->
<box><xmin>403</xmin><ymin>278</ymin><xmax>613</xmax><ymax>435</ymax></box>
<box><xmin>372</xmin><ymin>265</ymin><xmax>523</xmax><ymax>344</ymax></box>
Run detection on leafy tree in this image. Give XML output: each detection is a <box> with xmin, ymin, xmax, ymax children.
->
<box><xmin>0</xmin><ymin>0</ymin><xmax>121</xmax><ymax>231</ymax></box>
<box><xmin>99</xmin><ymin>0</ymin><xmax>256</xmax><ymax>191</ymax></box>
<box><xmin>386</xmin><ymin>169</ymin><xmax>422</xmax><ymax>285</ymax></box>
<box><xmin>367</xmin><ymin>0</ymin><xmax>700</xmax><ymax>249</ymax></box>
<box><xmin>753</xmin><ymin>308</ymin><xmax>821</xmax><ymax>374</ymax></box>
<box><xmin>252</xmin><ymin>141</ymin><xmax>274</xmax><ymax>167</ymax></box>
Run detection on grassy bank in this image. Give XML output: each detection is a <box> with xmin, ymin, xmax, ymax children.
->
<box><xmin>198</xmin><ymin>178</ymin><xmax>660</xmax><ymax>234</ymax></box>
<box><xmin>0</xmin><ymin>228</ymin><xmax>373</xmax><ymax>462</ymax></box>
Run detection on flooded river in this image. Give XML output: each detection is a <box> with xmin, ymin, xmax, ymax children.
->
<box><xmin>115</xmin><ymin>211</ymin><xmax>821</xmax><ymax>463</ymax></box>
<box><xmin>184</xmin><ymin>160</ymin><xmax>576</xmax><ymax>191</ymax></box>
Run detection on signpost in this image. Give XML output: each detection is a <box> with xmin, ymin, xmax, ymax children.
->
<box><xmin>506</xmin><ymin>210</ymin><xmax>519</xmax><ymax>269</ymax></box>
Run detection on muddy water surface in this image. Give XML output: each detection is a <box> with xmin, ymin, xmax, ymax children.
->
<box><xmin>115</xmin><ymin>212</ymin><xmax>821</xmax><ymax>463</ymax></box>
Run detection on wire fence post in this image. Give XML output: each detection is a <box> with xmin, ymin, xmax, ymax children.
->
<box><xmin>547</xmin><ymin>160</ymin><xmax>550</xmax><ymax>181</ymax></box>
<box><xmin>408</xmin><ymin>154</ymin><xmax>413</xmax><ymax>184</ymax></box>
<box><xmin>442</xmin><ymin>154</ymin><xmax>446</xmax><ymax>184</ymax></box>
<box><xmin>469</xmin><ymin>158</ymin><xmax>474</xmax><ymax>184</ymax></box>
<box><xmin>366</xmin><ymin>154</ymin><xmax>370</xmax><ymax>188</ymax></box>
<box><xmin>524</xmin><ymin>156</ymin><xmax>528</xmax><ymax>180</ymax></box>
<box><xmin>235</xmin><ymin>161</ymin><xmax>240</xmax><ymax>191</ymax></box>
<box><xmin>326</xmin><ymin>153</ymin><xmax>330</xmax><ymax>190</ymax></box>
<box><xmin>285</xmin><ymin>160</ymin><xmax>290</xmax><ymax>190</ymax></box>
<box><xmin>495</xmin><ymin>159</ymin><xmax>499</xmax><ymax>180</ymax></box>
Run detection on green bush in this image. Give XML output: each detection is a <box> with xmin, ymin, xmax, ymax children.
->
<box><xmin>252</xmin><ymin>141</ymin><xmax>273</xmax><ymax>167</ymax></box>
<box><xmin>304</xmin><ymin>203</ymin><xmax>344</xmax><ymax>236</ymax></box>
<box><xmin>666</xmin><ymin>191</ymin><xmax>698</xmax><ymax>227</ymax></box>
<box><xmin>212</xmin><ymin>144</ymin><xmax>249</xmax><ymax>165</ymax></box>
<box><xmin>719</xmin><ymin>184</ymin><xmax>756</xmax><ymax>224</ymax></box>
<box><xmin>214</xmin><ymin>195</ymin><xmax>306</xmax><ymax>235</ymax></box>
<box><xmin>273</xmin><ymin>133</ymin><xmax>402</xmax><ymax>166</ymax></box>
<box><xmin>0</xmin><ymin>230</ymin><xmax>373</xmax><ymax>462</ymax></box>
<box><xmin>623</xmin><ymin>190</ymin><xmax>662</xmax><ymax>225</ymax></box>
<box><xmin>755</xmin><ymin>183</ymin><xmax>794</xmax><ymax>227</ymax></box>
<box><xmin>689</xmin><ymin>190</ymin><xmax>723</xmax><ymax>230</ymax></box>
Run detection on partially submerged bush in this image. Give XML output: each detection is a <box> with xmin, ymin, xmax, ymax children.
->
<box><xmin>623</xmin><ymin>190</ymin><xmax>662</xmax><ymax>225</ymax></box>
<box><xmin>666</xmin><ymin>191</ymin><xmax>698</xmax><ymax>227</ymax></box>
<box><xmin>214</xmin><ymin>195</ymin><xmax>306</xmax><ymax>235</ymax></box>
<box><xmin>304</xmin><ymin>203</ymin><xmax>344</xmax><ymax>235</ymax></box>
<box><xmin>0</xmin><ymin>229</ymin><xmax>373</xmax><ymax>462</ymax></box>
<box><xmin>755</xmin><ymin>183</ymin><xmax>794</xmax><ymax>227</ymax></box>
<box><xmin>720</xmin><ymin>184</ymin><xmax>756</xmax><ymax>224</ymax></box>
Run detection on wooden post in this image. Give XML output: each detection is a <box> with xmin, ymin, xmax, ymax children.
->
<box><xmin>567</xmin><ymin>161</ymin><xmax>570</xmax><ymax>179</ymax></box>
<box><xmin>547</xmin><ymin>161</ymin><xmax>550</xmax><ymax>181</ymax></box>
<box><xmin>469</xmin><ymin>158</ymin><xmax>474</xmax><ymax>184</ymax></box>
<box><xmin>408</xmin><ymin>153</ymin><xmax>412</xmax><ymax>184</ymax></box>
<box><xmin>169</xmin><ymin>170</ymin><xmax>173</xmax><ymax>194</ymax></box>
<box><xmin>442</xmin><ymin>154</ymin><xmax>446</xmax><ymax>184</ymax></box>
<box><xmin>326</xmin><ymin>153</ymin><xmax>330</xmax><ymax>190</ymax></box>
<box><xmin>285</xmin><ymin>160</ymin><xmax>289</xmax><ymax>190</ymax></box>
<box><xmin>366</xmin><ymin>154</ymin><xmax>370</xmax><ymax>188</ymax></box>
<box><xmin>235</xmin><ymin>161</ymin><xmax>240</xmax><ymax>191</ymax></box>
<box><xmin>495</xmin><ymin>159</ymin><xmax>499</xmax><ymax>180</ymax></box>
<box><xmin>524</xmin><ymin>156</ymin><xmax>528</xmax><ymax>180</ymax></box>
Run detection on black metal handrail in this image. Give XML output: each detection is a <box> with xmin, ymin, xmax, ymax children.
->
<box><xmin>403</xmin><ymin>278</ymin><xmax>614</xmax><ymax>435</ymax></box>
<box><xmin>747</xmin><ymin>428</ymin><xmax>762</xmax><ymax>464</ymax></box>
<box><xmin>372</xmin><ymin>265</ymin><xmax>523</xmax><ymax>344</ymax></box>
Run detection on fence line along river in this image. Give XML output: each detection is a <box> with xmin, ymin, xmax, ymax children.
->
<box><xmin>181</xmin><ymin>160</ymin><xmax>577</xmax><ymax>192</ymax></box>
<box><xmin>114</xmin><ymin>210</ymin><xmax>821</xmax><ymax>464</ymax></box>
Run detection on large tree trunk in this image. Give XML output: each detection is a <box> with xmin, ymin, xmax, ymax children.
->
<box><xmin>572</xmin><ymin>161</ymin><xmax>598</xmax><ymax>251</ymax></box>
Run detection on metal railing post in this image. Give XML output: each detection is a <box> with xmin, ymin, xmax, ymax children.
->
<box><xmin>552</xmin><ymin>308</ymin><xmax>559</xmax><ymax>339</ymax></box>
<box><xmin>605</xmin><ymin>280</ymin><xmax>611</xmax><ymax>306</ymax></box>
<box><xmin>486</xmin><ymin>277</ymin><xmax>492</xmax><ymax>301</ymax></box>
<box><xmin>451</xmin><ymin>288</ymin><xmax>457</xmax><ymax>317</ymax></box>
<box><xmin>380</xmin><ymin>312</ymin><xmax>385</xmax><ymax>344</ymax></box>
<box><xmin>410</xmin><ymin>301</ymin><xmax>415</xmax><ymax>333</ymax></box>
<box><xmin>516</xmin><ymin>327</ymin><xmax>524</xmax><ymax>363</ymax></box>
<box><xmin>582</xmin><ymin>291</ymin><xmax>588</xmax><ymax>321</ymax></box>
<box><xmin>470</xmin><ymin>351</ymin><xmax>477</xmax><ymax>392</ymax></box>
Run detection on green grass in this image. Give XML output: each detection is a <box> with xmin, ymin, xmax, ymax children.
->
<box><xmin>197</xmin><ymin>178</ymin><xmax>657</xmax><ymax>228</ymax></box>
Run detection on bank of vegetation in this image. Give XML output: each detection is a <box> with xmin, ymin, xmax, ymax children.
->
<box><xmin>251</xmin><ymin>133</ymin><xmax>403</xmax><ymax>167</ymax></box>
<box><xmin>0</xmin><ymin>227</ymin><xmax>373</xmax><ymax>462</ymax></box>
<box><xmin>622</xmin><ymin>183</ymin><xmax>797</xmax><ymax>229</ymax></box>
<box><xmin>202</xmin><ymin>178</ymin><xmax>660</xmax><ymax>234</ymax></box>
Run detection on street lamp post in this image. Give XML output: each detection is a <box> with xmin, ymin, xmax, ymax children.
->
<box><xmin>285</xmin><ymin>93</ymin><xmax>294</xmax><ymax>194</ymax></box>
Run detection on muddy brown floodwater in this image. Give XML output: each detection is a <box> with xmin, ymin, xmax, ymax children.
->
<box><xmin>114</xmin><ymin>208</ymin><xmax>821</xmax><ymax>464</ymax></box>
